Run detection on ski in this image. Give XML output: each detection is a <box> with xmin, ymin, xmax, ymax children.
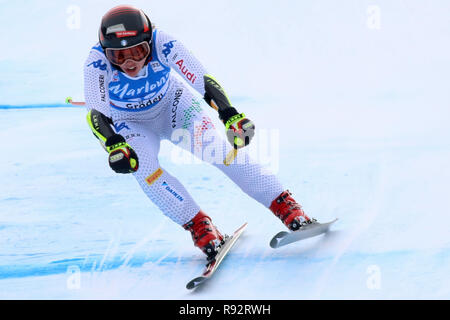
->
<box><xmin>270</xmin><ymin>218</ymin><xmax>338</xmax><ymax>248</ymax></box>
<box><xmin>186</xmin><ymin>222</ymin><xmax>247</xmax><ymax>290</ymax></box>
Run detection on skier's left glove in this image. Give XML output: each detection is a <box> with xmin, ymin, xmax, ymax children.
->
<box><xmin>105</xmin><ymin>134</ymin><xmax>139</xmax><ymax>174</ymax></box>
<box><xmin>224</xmin><ymin>113</ymin><xmax>256</xmax><ymax>149</ymax></box>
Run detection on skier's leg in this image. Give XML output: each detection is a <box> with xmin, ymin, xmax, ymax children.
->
<box><xmin>149</xmin><ymin>81</ymin><xmax>225</xmax><ymax>259</ymax></box>
<box><xmin>163</xmin><ymin>81</ymin><xmax>314</xmax><ymax>230</ymax></box>
<box><xmin>209</xmin><ymin>130</ymin><xmax>314</xmax><ymax>230</ymax></box>
<box><xmin>114</xmin><ymin>120</ymin><xmax>201</xmax><ymax>226</ymax></box>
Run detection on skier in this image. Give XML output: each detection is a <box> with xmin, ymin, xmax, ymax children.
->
<box><xmin>84</xmin><ymin>5</ymin><xmax>316</xmax><ymax>261</ymax></box>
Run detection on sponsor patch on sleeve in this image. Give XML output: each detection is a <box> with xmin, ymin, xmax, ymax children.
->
<box><xmin>145</xmin><ymin>168</ymin><xmax>163</xmax><ymax>186</ymax></box>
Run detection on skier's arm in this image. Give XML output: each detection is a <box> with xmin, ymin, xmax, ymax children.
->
<box><xmin>85</xmin><ymin>108</ymin><xmax>138</xmax><ymax>173</ymax></box>
<box><xmin>84</xmin><ymin>49</ymin><xmax>139</xmax><ymax>173</ymax></box>
<box><xmin>156</xmin><ymin>30</ymin><xmax>255</xmax><ymax>149</ymax></box>
<box><xmin>203</xmin><ymin>75</ymin><xmax>255</xmax><ymax>149</ymax></box>
<box><xmin>86</xmin><ymin>108</ymin><xmax>115</xmax><ymax>148</ymax></box>
<box><xmin>202</xmin><ymin>74</ymin><xmax>236</xmax><ymax>121</ymax></box>
<box><xmin>84</xmin><ymin>49</ymin><xmax>111</xmax><ymax>118</ymax></box>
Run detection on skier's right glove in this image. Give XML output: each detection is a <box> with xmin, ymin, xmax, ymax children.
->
<box><xmin>105</xmin><ymin>134</ymin><xmax>139</xmax><ymax>174</ymax></box>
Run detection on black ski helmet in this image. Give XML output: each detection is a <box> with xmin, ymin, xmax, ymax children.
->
<box><xmin>99</xmin><ymin>5</ymin><xmax>153</xmax><ymax>50</ymax></box>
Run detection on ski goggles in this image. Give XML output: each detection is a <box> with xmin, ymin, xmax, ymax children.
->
<box><xmin>105</xmin><ymin>41</ymin><xmax>151</xmax><ymax>65</ymax></box>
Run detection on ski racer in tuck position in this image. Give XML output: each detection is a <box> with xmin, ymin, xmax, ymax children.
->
<box><xmin>84</xmin><ymin>5</ymin><xmax>317</xmax><ymax>261</ymax></box>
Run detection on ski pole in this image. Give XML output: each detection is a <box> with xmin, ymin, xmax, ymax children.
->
<box><xmin>224</xmin><ymin>148</ymin><xmax>238</xmax><ymax>166</ymax></box>
<box><xmin>65</xmin><ymin>97</ymin><xmax>86</xmax><ymax>106</ymax></box>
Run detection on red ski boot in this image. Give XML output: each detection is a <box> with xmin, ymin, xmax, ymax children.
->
<box><xmin>269</xmin><ymin>190</ymin><xmax>315</xmax><ymax>231</ymax></box>
<box><xmin>183</xmin><ymin>210</ymin><xmax>224</xmax><ymax>261</ymax></box>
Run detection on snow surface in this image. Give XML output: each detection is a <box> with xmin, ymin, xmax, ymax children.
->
<box><xmin>1</xmin><ymin>0</ymin><xmax>450</xmax><ymax>299</ymax></box>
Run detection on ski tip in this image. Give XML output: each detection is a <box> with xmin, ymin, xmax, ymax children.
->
<box><xmin>269</xmin><ymin>231</ymin><xmax>289</xmax><ymax>249</ymax></box>
<box><xmin>186</xmin><ymin>277</ymin><xmax>205</xmax><ymax>290</ymax></box>
<box><xmin>327</xmin><ymin>218</ymin><xmax>339</xmax><ymax>225</ymax></box>
<box><xmin>269</xmin><ymin>218</ymin><xmax>338</xmax><ymax>249</ymax></box>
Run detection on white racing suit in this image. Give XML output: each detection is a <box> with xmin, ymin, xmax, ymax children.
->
<box><xmin>84</xmin><ymin>29</ymin><xmax>284</xmax><ymax>225</ymax></box>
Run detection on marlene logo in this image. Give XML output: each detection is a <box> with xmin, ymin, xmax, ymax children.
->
<box><xmin>109</xmin><ymin>73</ymin><xmax>169</xmax><ymax>99</ymax></box>
<box><xmin>145</xmin><ymin>168</ymin><xmax>163</xmax><ymax>186</ymax></box>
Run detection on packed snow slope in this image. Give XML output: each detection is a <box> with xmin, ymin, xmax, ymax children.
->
<box><xmin>0</xmin><ymin>0</ymin><xmax>449</xmax><ymax>299</ymax></box>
